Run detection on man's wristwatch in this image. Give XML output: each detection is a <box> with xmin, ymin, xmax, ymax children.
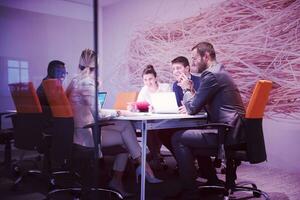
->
<box><xmin>183</xmin><ymin>88</ymin><xmax>191</xmax><ymax>93</ymax></box>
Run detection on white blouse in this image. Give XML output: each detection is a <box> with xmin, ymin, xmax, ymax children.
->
<box><xmin>66</xmin><ymin>74</ymin><xmax>95</xmax><ymax>148</ymax></box>
<box><xmin>66</xmin><ymin>74</ymin><xmax>117</xmax><ymax>151</ymax></box>
<box><xmin>137</xmin><ymin>82</ymin><xmax>171</xmax><ymax>104</ymax></box>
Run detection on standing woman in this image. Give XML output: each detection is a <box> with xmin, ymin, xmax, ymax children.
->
<box><xmin>137</xmin><ymin>65</ymin><xmax>171</xmax><ymax>169</ymax></box>
<box><xmin>66</xmin><ymin>50</ymin><xmax>162</xmax><ymax>197</ymax></box>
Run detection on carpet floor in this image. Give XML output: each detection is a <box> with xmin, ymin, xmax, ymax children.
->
<box><xmin>0</xmin><ymin>150</ymin><xmax>299</xmax><ymax>200</ymax></box>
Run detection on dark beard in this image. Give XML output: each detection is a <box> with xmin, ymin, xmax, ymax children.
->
<box><xmin>197</xmin><ymin>61</ymin><xmax>207</xmax><ymax>73</ymax></box>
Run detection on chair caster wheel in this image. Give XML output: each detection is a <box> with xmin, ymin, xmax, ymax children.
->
<box><xmin>12</xmin><ymin>164</ymin><xmax>21</xmax><ymax>176</ymax></box>
<box><xmin>253</xmin><ymin>191</ymin><xmax>261</xmax><ymax>197</ymax></box>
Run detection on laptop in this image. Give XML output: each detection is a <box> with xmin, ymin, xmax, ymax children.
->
<box><xmin>150</xmin><ymin>92</ymin><xmax>179</xmax><ymax>114</ymax></box>
<box><xmin>97</xmin><ymin>92</ymin><xmax>107</xmax><ymax>109</ymax></box>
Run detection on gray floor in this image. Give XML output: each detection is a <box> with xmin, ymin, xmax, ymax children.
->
<box><xmin>0</xmin><ymin>148</ymin><xmax>300</xmax><ymax>200</ymax></box>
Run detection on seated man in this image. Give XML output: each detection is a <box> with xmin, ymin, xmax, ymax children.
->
<box><xmin>172</xmin><ymin>55</ymin><xmax>223</xmax><ymax>107</ymax></box>
<box><xmin>171</xmin><ymin>56</ymin><xmax>201</xmax><ymax>107</ymax></box>
<box><xmin>172</xmin><ymin>42</ymin><xmax>245</xmax><ymax>199</ymax></box>
<box><xmin>159</xmin><ymin>56</ymin><xmax>223</xmax><ymax>156</ymax></box>
<box><xmin>158</xmin><ymin>56</ymin><xmax>201</xmax><ymax>154</ymax></box>
<box><xmin>36</xmin><ymin>60</ymin><xmax>67</xmax><ymax>133</ymax></box>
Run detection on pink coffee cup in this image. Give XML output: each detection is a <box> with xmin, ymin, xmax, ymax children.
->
<box><xmin>136</xmin><ymin>101</ymin><xmax>150</xmax><ymax>112</ymax></box>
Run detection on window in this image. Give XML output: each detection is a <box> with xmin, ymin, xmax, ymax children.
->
<box><xmin>8</xmin><ymin>60</ymin><xmax>29</xmax><ymax>84</ymax></box>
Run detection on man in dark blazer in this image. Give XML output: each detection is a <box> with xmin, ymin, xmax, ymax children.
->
<box><xmin>172</xmin><ymin>42</ymin><xmax>245</xmax><ymax>199</ymax></box>
<box><xmin>172</xmin><ymin>55</ymin><xmax>224</xmax><ymax>106</ymax></box>
<box><xmin>159</xmin><ymin>56</ymin><xmax>224</xmax><ymax>155</ymax></box>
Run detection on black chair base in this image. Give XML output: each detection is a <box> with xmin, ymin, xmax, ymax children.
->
<box><xmin>11</xmin><ymin>154</ymin><xmax>49</xmax><ymax>188</ymax></box>
<box><xmin>198</xmin><ymin>181</ymin><xmax>270</xmax><ymax>200</ymax></box>
<box><xmin>46</xmin><ymin>187</ymin><xmax>124</xmax><ymax>200</ymax></box>
<box><xmin>198</xmin><ymin>158</ymin><xmax>270</xmax><ymax>199</ymax></box>
<box><xmin>12</xmin><ymin>167</ymin><xmax>80</xmax><ymax>191</ymax></box>
<box><xmin>12</xmin><ymin>169</ymin><xmax>45</xmax><ymax>190</ymax></box>
<box><xmin>0</xmin><ymin>129</ymin><xmax>14</xmax><ymax>167</ymax></box>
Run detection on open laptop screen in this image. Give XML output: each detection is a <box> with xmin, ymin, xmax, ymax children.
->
<box><xmin>97</xmin><ymin>92</ymin><xmax>107</xmax><ymax>109</ymax></box>
<box><xmin>150</xmin><ymin>92</ymin><xmax>179</xmax><ymax>114</ymax></box>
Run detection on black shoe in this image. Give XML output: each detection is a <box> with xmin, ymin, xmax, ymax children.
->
<box><xmin>198</xmin><ymin>178</ymin><xmax>225</xmax><ymax>195</ymax></box>
<box><xmin>197</xmin><ymin>170</ymin><xmax>209</xmax><ymax>179</ymax></box>
<box><xmin>108</xmin><ymin>181</ymin><xmax>135</xmax><ymax>198</ymax></box>
<box><xmin>149</xmin><ymin>158</ymin><xmax>163</xmax><ymax>170</ymax></box>
<box><xmin>172</xmin><ymin>165</ymin><xmax>179</xmax><ymax>175</ymax></box>
<box><xmin>165</xmin><ymin>190</ymin><xmax>201</xmax><ymax>200</ymax></box>
<box><xmin>160</xmin><ymin>157</ymin><xmax>168</xmax><ymax>170</ymax></box>
<box><xmin>149</xmin><ymin>157</ymin><xmax>168</xmax><ymax>171</ymax></box>
<box><xmin>196</xmin><ymin>178</ymin><xmax>225</xmax><ymax>187</ymax></box>
<box><xmin>205</xmin><ymin>178</ymin><xmax>225</xmax><ymax>186</ymax></box>
<box><xmin>181</xmin><ymin>190</ymin><xmax>201</xmax><ymax>200</ymax></box>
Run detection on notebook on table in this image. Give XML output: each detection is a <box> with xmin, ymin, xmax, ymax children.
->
<box><xmin>150</xmin><ymin>92</ymin><xmax>179</xmax><ymax>114</ymax></box>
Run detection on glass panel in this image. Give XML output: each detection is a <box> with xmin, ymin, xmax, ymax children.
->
<box><xmin>20</xmin><ymin>61</ymin><xmax>28</xmax><ymax>68</ymax></box>
<box><xmin>8</xmin><ymin>60</ymin><xmax>19</xmax><ymax>68</ymax></box>
<box><xmin>21</xmin><ymin>68</ymin><xmax>29</xmax><ymax>82</ymax></box>
<box><xmin>8</xmin><ymin>68</ymin><xmax>20</xmax><ymax>84</ymax></box>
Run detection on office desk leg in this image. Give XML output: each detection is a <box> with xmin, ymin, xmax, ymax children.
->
<box><xmin>141</xmin><ymin>120</ymin><xmax>147</xmax><ymax>200</ymax></box>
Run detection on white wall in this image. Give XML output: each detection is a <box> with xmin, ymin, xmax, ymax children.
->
<box><xmin>263</xmin><ymin>118</ymin><xmax>300</xmax><ymax>173</ymax></box>
<box><xmin>0</xmin><ymin>0</ymin><xmax>105</xmax><ymax>88</ymax></box>
<box><xmin>0</xmin><ymin>0</ymin><xmax>93</xmax><ymax>21</ymax></box>
<box><xmin>102</xmin><ymin>0</ymin><xmax>225</xmax><ymax>106</ymax></box>
<box><xmin>0</xmin><ymin>3</ymin><xmax>94</xmax><ymax>126</ymax></box>
<box><xmin>102</xmin><ymin>0</ymin><xmax>300</xmax><ymax>173</ymax></box>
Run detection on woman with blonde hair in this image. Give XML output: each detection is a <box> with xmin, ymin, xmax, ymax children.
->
<box><xmin>66</xmin><ymin>49</ymin><xmax>162</xmax><ymax>197</ymax></box>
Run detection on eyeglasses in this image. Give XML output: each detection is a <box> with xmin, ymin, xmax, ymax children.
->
<box><xmin>79</xmin><ymin>65</ymin><xmax>95</xmax><ymax>72</ymax></box>
<box><xmin>55</xmin><ymin>71</ymin><xmax>68</xmax><ymax>79</ymax></box>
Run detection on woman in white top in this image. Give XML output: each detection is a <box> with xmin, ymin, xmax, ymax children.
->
<box><xmin>137</xmin><ymin>65</ymin><xmax>171</xmax><ymax>169</ymax></box>
<box><xmin>137</xmin><ymin>65</ymin><xmax>171</xmax><ymax>103</ymax></box>
<box><xmin>66</xmin><ymin>49</ymin><xmax>162</xmax><ymax>197</ymax></box>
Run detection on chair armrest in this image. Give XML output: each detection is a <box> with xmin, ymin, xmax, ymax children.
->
<box><xmin>4</xmin><ymin>113</ymin><xmax>16</xmax><ymax>119</ymax></box>
<box><xmin>197</xmin><ymin>123</ymin><xmax>234</xmax><ymax>160</ymax></box>
<box><xmin>83</xmin><ymin>121</ymin><xmax>115</xmax><ymax>159</ymax></box>
<box><xmin>195</xmin><ymin>123</ymin><xmax>233</xmax><ymax>131</ymax></box>
<box><xmin>83</xmin><ymin>122</ymin><xmax>115</xmax><ymax>129</ymax></box>
<box><xmin>42</xmin><ymin>132</ymin><xmax>52</xmax><ymax>137</ymax></box>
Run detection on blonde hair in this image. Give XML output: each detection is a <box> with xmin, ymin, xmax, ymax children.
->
<box><xmin>78</xmin><ymin>49</ymin><xmax>97</xmax><ymax>76</ymax></box>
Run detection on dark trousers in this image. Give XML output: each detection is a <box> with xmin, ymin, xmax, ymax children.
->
<box><xmin>157</xmin><ymin>128</ymin><xmax>182</xmax><ymax>155</ymax></box>
<box><xmin>72</xmin><ymin>144</ymin><xmax>100</xmax><ymax>199</ymax></box>
<box><xmin>171</xmin><ymin>129</ymin><xmax>218</xmax><ymax>192</ymax></box>
<box><xmin>147</xmin><ymin>131</ymin><xmax>162</xmax><ymax>160</ymax></box>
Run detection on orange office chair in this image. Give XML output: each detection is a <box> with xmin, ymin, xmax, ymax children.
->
<box><xmin>8</xmin><ymin>82</ymin><xmax>49</xmax><ymax>188</ymax></box>
<box><xmin>9</xmin><ymin>82</ymin><xmax>42</xmax><ymax>114</ymax></box>
<box><xmin>113</xmin><ymin>91</ymin><xmax>138</xmax><ymax>110</ymax></box>
<box><xmin>43</xmin><ymin>79</ymin><xmax>124</xmax><ymax>199</ymax></box>
<box><xmin>195</xmin><ymin>80</ymin><xmax>272</xmax><ymax>199</ymax></box>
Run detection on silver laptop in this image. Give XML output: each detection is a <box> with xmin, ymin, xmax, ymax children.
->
<box><xmin>150</xmin><ymin>92</ymin><xmax>179</xmax><ymax>114</ymax></box>
<box><xmin>97</xmin><ymin>92</ymin><xmax>107</xmax><ymax>109</ymax></box>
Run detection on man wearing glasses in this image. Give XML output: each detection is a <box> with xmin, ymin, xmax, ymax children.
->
<box><xmin>37</xmin><ymin>60</ymin><xmax>67</xmax><ymax>132</ymax></box>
